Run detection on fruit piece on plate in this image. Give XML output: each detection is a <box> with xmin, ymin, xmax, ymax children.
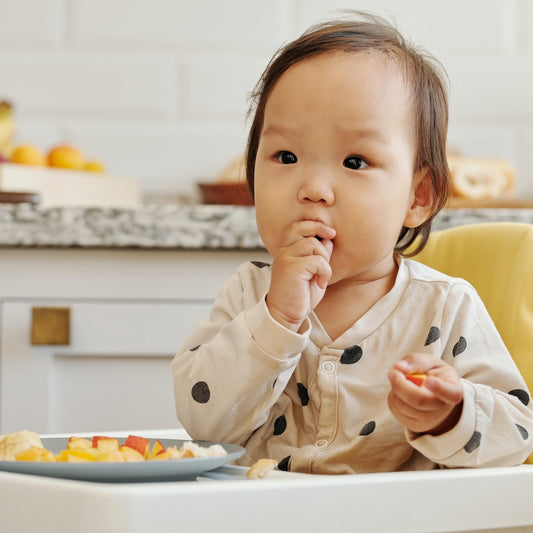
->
<box><xmin>124</xmin><ymin>435</ymin><xmax>150</xmax><ymax>458</ymax></box>
<box><xmin>119</xmin><ymin>445</ymin><xmax>145</xmax><ymax>462</ymax></box>
<box><xmin>10</xmin><ymin>144</ymin><xmax>46</xmax><ymax>166</ymax></box>
<box><xmin>47</xmin><ymin>144</ymin><xmax>84</xmax><ymax>170</ymax></box>
<box><xmin>405</xmin><ymin>373</ymin><xmax>427</xmax><ymax>387</ymax></box>
<box><xmin>57</xmin><ymin>449</ymin><xmax>97</xmax><ymax>462</ymax></box>
<box><xmin>92</xmin><ymin>436</ymin><xmax>120</xmax><ymax>452</ymax></box>
<box><xmin>15</xmin><ymin>446</ymin><xmax>56</xmax><ymax>462</ymax></box>
<box><xmin>152</xmin><ymin>446</ymin><xmax>186</xmax><ymax>460</ymax></box>
<box><xmin>67</xmin><ymin>436</ymin><xmax>92</xmax><ymax>450</ymax></box>
<box><xmin>147</xmin><ymin>439</ymin><xmax>166</xmax><ymax>459</ymax></box>
<box><xmin>96</xmin><ymin>450</ymin><xmax>126</xmax><ymax>463</ymax></box>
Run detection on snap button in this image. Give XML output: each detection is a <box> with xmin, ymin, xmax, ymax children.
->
<box><xmin>322</xmin><ymin>361</ymin><xmax>335</xmax><ymax>374</ymax></box>
<box><xmin>315</xmin><ymin>439</ymin><xmax>329</xmax><ymax>449</ymax></box>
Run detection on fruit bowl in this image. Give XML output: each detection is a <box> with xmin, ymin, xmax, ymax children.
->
<box><xmin>198</xmin><ymin>182</ymin><xmax>254</xmax><ymax>206</ymax></box>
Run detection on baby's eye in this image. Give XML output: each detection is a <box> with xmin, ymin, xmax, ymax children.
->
<box><xmin>275</xmin><ymin>151</ymin><xmax>297</xmax><ymax>165</ymax></box>
<box><xmin>343</xmin><ymin>156</ymin><xmax>368</xmax><ymax>170</ymax></box>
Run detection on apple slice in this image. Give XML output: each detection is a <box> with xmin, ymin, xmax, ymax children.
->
<box><xmin>92</xmin><ymin>436</ymin><xmax>120</xmax><ymax>452</ymax></box>
<box><xmin>120</xmin><ymin>445</ymin><xmax>145</xmax><ymax>462</ymax></box>
<box><xmin>67</xmin><ymin>436</ymin><xmax>92</xmax><ymax>450</ymax></box>
<box><xmin>124</xmin><ymin>435</ymin><xmax>150</xmax><ymax>459</ymax></box>
<box><xmin>405</xmin><ymin>373</ymin><xmax>427</xmax><ymax>387</ymax></box>
<box><xmin>147</xmin><ymin>440</ymin><xmax>166</xmax><ymax>459</ymax></box>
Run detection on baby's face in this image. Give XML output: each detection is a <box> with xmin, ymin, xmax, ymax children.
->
<box><xmin>254</xmin><ymin>50</ymin><xmax>427</xmax><ymax>285</ymax></box>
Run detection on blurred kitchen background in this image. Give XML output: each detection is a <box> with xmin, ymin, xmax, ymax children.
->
<box><xmin>1</xmin><ymin>0</ymin><xmax>532</xmax><ymax>203</ymax></box>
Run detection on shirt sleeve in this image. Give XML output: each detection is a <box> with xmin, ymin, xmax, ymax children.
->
<box><xmin>171</xmin><ymin>262</ymin><xmax>310</xmax><ymax>446</ymax></box>
<box><xmin>407</xmin><ymin>282</ymin><xmax>533</xmax><ymax>467</ymax></box>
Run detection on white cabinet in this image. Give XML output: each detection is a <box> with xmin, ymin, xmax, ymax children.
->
<box><xmin>0</xmin><ymin>247</ymin><xmax>270</xmax><ymax>434</ymax></box>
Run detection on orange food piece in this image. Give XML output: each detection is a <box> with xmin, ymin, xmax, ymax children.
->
<box><xmin>405</xmin><ymin>373</ymin><xmax>426</xmax><ymax>387</ymax></box>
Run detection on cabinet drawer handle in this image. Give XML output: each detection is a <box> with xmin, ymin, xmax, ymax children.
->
<box><xmin>31</xmin><ymin>307</ymin><xmax>71</xmax><ymax>346</ymax></box>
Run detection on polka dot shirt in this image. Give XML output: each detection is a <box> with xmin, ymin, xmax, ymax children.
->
<box><xmin>172</xmin><ymin>258</ymin><xmax>533</xmax><ymax>474</ymax></box>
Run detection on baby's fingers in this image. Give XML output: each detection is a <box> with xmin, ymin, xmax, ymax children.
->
<box><xmin>425</xmin><ymin>376</ymin><xmax>463</xmax><ymax>405</ymax></box>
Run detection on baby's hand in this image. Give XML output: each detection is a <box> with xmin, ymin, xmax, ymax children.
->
<box><xmin>387</xmin><ymin>353</ymin><xmax>464</xmax><ymax>435</ymax></box>
<box><xmin>266</xmin><ymin>220</ymin><xmax>336</xmax><ymax>332</ymax></box>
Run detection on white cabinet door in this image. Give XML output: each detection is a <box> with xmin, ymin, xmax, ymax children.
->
<box><xmin>0</xmin><ymin>300</ymin><xmax>212</xmax><ymax>434</ymax></box>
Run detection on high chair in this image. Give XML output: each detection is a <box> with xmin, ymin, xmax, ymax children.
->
<box><xmin>411</xmin><ymin>222</ymin><xmax>533</xmax><ymax>463</ymax></box>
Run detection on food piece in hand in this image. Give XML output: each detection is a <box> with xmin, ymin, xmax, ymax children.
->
<box><xmin>247</xmin><ymin>458</ymin><xmax>278</xmax><ymax>479</ymax></box>
<box><xmin>405</xmin><ymin>373</ymin><xmax>427</xmax><ymax>387</ymax></box>
<box><xmin>15</xmin><ymin>446</ymin><xmax>56</xmax><ymax>462</ymax></box>
<box><xmin>123</xmin><ymin>435</ymin><xmax>150</xmax><ymax>458</ymax></box>
<box><xmin>92</xmin><ymin>436</ymin><xmax>120</xmax><ymax>452</ymax></box>
<box><xmin>0</xmin><ymin>430</ymin><xmax>44</xmax><ymax>461</ymax></box>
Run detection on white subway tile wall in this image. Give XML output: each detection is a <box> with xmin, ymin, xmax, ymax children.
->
<box><xmin>1</xmin><ymin>0</ymin><xmax>532</xmax><ymax>198</ymax></box>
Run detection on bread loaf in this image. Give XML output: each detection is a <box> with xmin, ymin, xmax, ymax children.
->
<box><xmin>448</xmin><ymin>155</ymin><xmax>515</xmax><ymax>200</ymax></box>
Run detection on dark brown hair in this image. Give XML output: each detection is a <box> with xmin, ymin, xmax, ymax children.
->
<box><xmin>245</xmin><ymin>11</ymin><xmax>450</xmax><ymax>255</ymax></box>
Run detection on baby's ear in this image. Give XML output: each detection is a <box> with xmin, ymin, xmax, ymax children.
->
<box><xmin>403</xmin><ymin>168</ymin><xmax>434</xmax><ymax>229</ymax></box>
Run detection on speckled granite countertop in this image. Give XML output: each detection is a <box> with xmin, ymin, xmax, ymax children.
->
<box><xmin>0</xmin><ymin>204</ymin><xmax>532</xmax><ymax>249</ymax></box>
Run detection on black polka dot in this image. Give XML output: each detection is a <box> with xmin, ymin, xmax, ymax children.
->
<box><xmin>340</xmin><ymin>345</ymin><xmax>363</xmax><ymax>364</ymax></box>
<box><xmin>273</xmin><ymin>415</ymin><xmax>287</xmax><ymax>435</ymax></box>
<box><xmin>191</xmin><ymin>381</ymin><xmax>210</xmax><ymax>403</ymax></box>
<box><xmin>297</xmin><ymin>383</ymin><xmax>309</xmax><ymax>406</ymax></box>
<box><xmin>452</xmin><ymin>336</ymin><xmax>467</xmax><ymax>357</ymax></box>
<box><xmin>464</xmin><ymin>431</ymin><xmax>481</xmax><ymax>453</ymax></box>
<box><xmin>278</xmin><ymin>456</ymin><xmax>291</xmax><ymax>471</ymax></box>
<box><xmin>424</xmin><ymin>326</ymin><xmax>440</xmax><ymax>346</ymax></box>
<box><xmin>189</xmin><ymin>345</ymin><xmax>200</xmax><ymax>352</ymax></box>
<box><xmin>509</xmin><ymin>389</ymin><xmax>530</xmax><ymax>406</ymax></box>
<box><xmin>516</xmin><ymin>424</ymin><xmax>529</xmax><ymax>440</ymax></box>
<box><xmin>359</xmin><ymin>421</ymin><xmax>376</xmax><ymax>436</ymax></box>
<box><xmin>251</xmin><ymin>261</ymin><xmax>270</xmax><ymax>268</ymax></box>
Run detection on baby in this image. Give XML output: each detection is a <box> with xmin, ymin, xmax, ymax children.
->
<box><xmin>172</xmin><ymin>12</ymin><xmax>533</xmax><ymax>474</ymax></box>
